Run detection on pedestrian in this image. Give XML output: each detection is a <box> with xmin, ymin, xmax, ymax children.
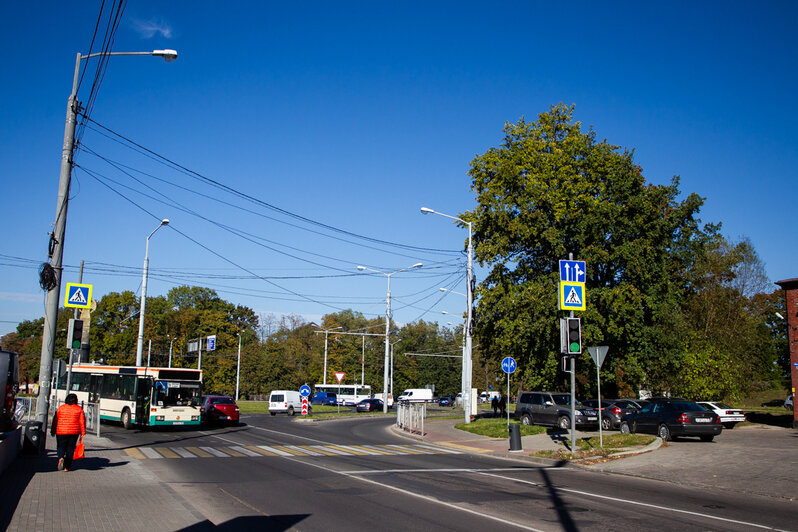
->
<box><xmin>499</xmin><ymin>395</ymin><xmax>507</xmax><ymax>416</ymax></box>
<box><xmin>50</xmin><ymin>393</ymin><xmax>86</xmax><ymax>471</ymax></box>
<box><xmin>491</xmin><ymin>396</ymin><xmax>498</xmax><ymax>416</ymax></box>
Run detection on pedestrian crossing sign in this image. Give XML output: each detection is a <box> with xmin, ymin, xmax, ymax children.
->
<box><xmin>64</xmin><ymin>283</ymin><xmax>93</xmax><ymax>309</ymax></box>
<box><xmin>559</xmin><ymin>281</ymin><xmax>586</xmax><ymax>311</ymax></box>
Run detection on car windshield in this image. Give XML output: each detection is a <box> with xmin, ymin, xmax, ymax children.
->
<box><xmin>211</xmin><ymin>397</ymin><xmax>235</xmax><ymax>405</ymax></box>
<box><xmin>716</xmin><ymin>402</ymin><xmax>733</xmax><ymax>409</ymax></box>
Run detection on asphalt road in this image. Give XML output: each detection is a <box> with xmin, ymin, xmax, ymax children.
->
<box><xmin>100</xmin><ymin>415</ymin><xmax>798</xmax><ymax>531</ymax></box>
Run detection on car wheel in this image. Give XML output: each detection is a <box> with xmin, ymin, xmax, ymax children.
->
<box><xmin>558</xmin><ymin>416</ymin><xmax>571</xmax><ymax>430</ymax></box>
<box><xmin>620</xmin><ymin>421</ymin><xmax>631</xmax><ymax>434</ymax></box>
<box><xmin>121</xmin><ymin>408</ymin><xmax>132</xmax><ymax>430</ymax></box>
<box><xmin>700</xmin><ymin>435</ymin><xmax>714</xmax><ymax>442</ymax></box>
<box><xmin>521</xmin><ymin>414</ymin><xmax>532</xmax><ymax>426</ymax></box>
<box><xmin>270</xmin><ymin>412</ymin><xmax>276</xmax><ymax>416</ymax></box>
<box><xmin>658</xmin><ymin>424</ymin><xmax>672</xmax><ymax>441</ymax></box>
<box><xmin>288</xmin><ymin>406</ymin><xmax>295</xmax><ymax>416</ymax></box>
<box><xmin>601</xmin><ymin>417</ymin><xmax>612</xmax><ymax>431</ymax></box>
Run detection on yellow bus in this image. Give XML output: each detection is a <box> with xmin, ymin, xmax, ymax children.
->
<box><xmin>54</xmin><ymin>363</ymin><xmax>202</xmax><ymax>429</ymax></box>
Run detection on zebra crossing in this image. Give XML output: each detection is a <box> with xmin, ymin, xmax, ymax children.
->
<box><xmin>124</xmin><ymin>442</ymin><xmax>461</xmax><ymax>460</ymax></box>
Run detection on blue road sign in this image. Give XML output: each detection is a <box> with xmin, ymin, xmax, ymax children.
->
<box><xmin>559</xmin><ymin>260</ymin><xmax>586</xmax><ymax>283</ymax></box>
<box><xmin>64</xmin><ymin>283</ymin><xmax>92</xmax><ymax>309</ymax></box>
<box><xmin>206</xmin><ymin>335</ymin><xmax>217</xmax><ymax>351</ymax></box>
<box><xmin>299</xmin><ymin>384</ymin><xmax>312</xmax><ymax>397</ymax></box>
<box><xmin>501</xmin><ymin>356</ymin><xmax>517</xmax><ymax>374</ymax></box>
<box><xmin>559</xmin><ymin>281</ymin><xmax>586</xmax><ymax>311</ymax></box>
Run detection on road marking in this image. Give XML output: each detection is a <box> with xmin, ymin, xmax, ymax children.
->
<box><xmin>414</xmin><ymin>443</ymin><xmax>463</xmax><ymax>454</ymax></box>
<box><xmin>299</xmin><ymin>445</ymin><xmax>339</xmax><ymax>456</ymax></box>
<box><xmin>124</xmin><ymin>448</ymin><xmax>146</xmax><ymax>460</ymax></box>
<box><xmin>326</xmin><ymin>444</ymin><xmax>369</xmax><ymax>455</ymax></box>
<box><xmin>285</xmin><ymin>445</ymin><xmax>324</xmax><ymax>456</ymax></box>
<box><xmin>185</xmin><ymin>446</ymin><xmax>212</xmax><ymax>457</ymax></box>
<box><xmin>173</xmin><ymin>447</ymin><xmax>197</xmax><ymax>458</ymax></box>
<box><xmin>140</xmin><ymin>447</ymin><xmax>163</xmax><ymax>459</ymax></box>
<box><xmin>229</xmin><ymin>445</ymin><xmax>261</xmax><ymax>457</ymax></box>
<box><xmin>386</xmin><ymin>444</ymin><xmax>433</xmax><ymax>454</ymax></box>
<box><xmin>200</xmin><ymin>446</ymin><xmax>230</xmax><ymax>458</ymax></box>
<box><xmin>256</xmin><ymin>445</ymin><xmax>294</xmax><ymax>456</ymax></box>
<box><xmin>475</xmin><ymin>471</ymin><xmax>782</xmax><ymax>531</ymax></box>
<box><xmin>310</xmin><ymin>445</ymin><xmax>351</xmax><ymax>455</ymax></box>
<box><xmin>245</xmin><ymin>445</ymin><xmax>278</xmax><ymax>456</ymax></box>
<box><xmin>220</xmin><ymin>446</ymin><xmax>245</xmax><ymax>457</ymax></box>
<box><xmin>271</xmin><ymin>445</ymin><xmax>308</xmax><ymax>456</ymax></box>
<box><xmin>153</xmin><ymin>447</ymin><xmax>180</xmax><ymax>459</ymax></box>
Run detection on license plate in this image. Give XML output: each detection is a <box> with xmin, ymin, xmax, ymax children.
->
<box><xmin>694</xmin><ymin>418</ymin><xmax>711</xmax><ymax>423</ymax></box>
<box><xmin>587</xmin><ymin>417</ymin><xmax>597</xmax><ymax>421</ymax></box>
<box><xmin>173</xmin><ymin>422</ymin><xmax>184</xmax><ymax>425</ymax></box>
<box><xmin>219</xmin><ymin>415</ymin><xmax>228</xmax><ymax>420</ymax></box>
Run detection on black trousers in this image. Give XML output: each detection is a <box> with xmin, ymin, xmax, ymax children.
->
<box><xmin>56</xmin><ymin>434</ymin><xmax>80</xmax><ymax>469</ymax></box>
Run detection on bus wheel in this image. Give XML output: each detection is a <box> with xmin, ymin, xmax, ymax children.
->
<box><xmin>121</xmin><ymin>408</ymin><xmax>132</xmax><ymax>430</ymax></box>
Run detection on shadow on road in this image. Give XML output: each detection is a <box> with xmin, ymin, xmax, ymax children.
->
<box><xmin>178</xmin><ymin>514</ymin><xmax>310</xmax><ymax>531</ymax></box>
<box><xmin>744</xmin><ymin>412</ymin><xmax>793</xmax><ymax>428</ymax></box>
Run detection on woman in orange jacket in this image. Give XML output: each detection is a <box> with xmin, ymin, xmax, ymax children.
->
<box><xmin>50</xmin><ymin>393</ymin><xmax>86</xmax><ymax>471</ymax></box>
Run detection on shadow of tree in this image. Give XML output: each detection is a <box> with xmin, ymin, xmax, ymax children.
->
<box><xmin>178</xmin><ymin>514</ymin><xmax>310</xmax><ymax>531</ymax></box>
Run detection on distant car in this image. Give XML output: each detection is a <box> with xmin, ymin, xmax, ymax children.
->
<box><xmin>760</xmin><ymin>398</ymin><xmax>785</xmax><ymax>407</ymax></box>
<box><xmin>697</xmin><ymin>401</ymin><xmax>745</xmax><ymax>428</ymax></box>
<box><xmin>438</xmin><ymin>395</ymin><xmax>454</xmax><ymax>407</ymax></box>
<box><xmin>356</xmin><ymin>398</ymin><xmax>384</xmax><ymax>412</ymax></box>
<box><xmin>200</xmin><ymin>395</ymin><xmax>240</xmax><ymax>426</ymax></box>
<box><xmin>786</xmin><ymin>395</ymin><xmax>794</xmax><ymax>412</ymax></box>
<box><xmin>311</xmin><ymin>392</ymin><xmax>338</xmax><ymax>406</ymax></box>
<box><xmin>620</xmin><ymin>399</ymin><xmax>722</xmax><ymax>442</ymax></box>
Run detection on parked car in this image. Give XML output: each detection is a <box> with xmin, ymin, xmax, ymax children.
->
<box><xmin>786</xmin><ymin>395</ymin><xmax>794</xmax><ymax>411</ymax></box>
<box><xmin>356</xmin><ymin>398</ymin><xmax>384</xmax><ymax>412</ymax></box>
<box><xmin>697</xmin><ymin>401</ymin><xmax>745</xmax><ymax>428</ymax></box>
<box><xmin>200</xmin><ymin>395</ymin><xmax>240</xmax><ymax>426</ymax></box>
<box><xmin>438</xmin><ymin>395</ymin><xmax>454</xmax><ymax>407</ymax></box>
<box><xmin>311</xmin><ymin>392</ymin><xmax>338</xmax><ymax>406</ymax></box>
<box><xmin>515</xmin><ymin>391</ymin><xmax>598</xmax><ymax>430</ymax></box>
<box><xmin>620</xmin><ymin>398</ymin><xmax>722</xmax><ymax>441</ymax></box>
<box><xmin>582</xmin><ymin>399</ymin><xmax>624</xmax><ymax>430</ymax></box>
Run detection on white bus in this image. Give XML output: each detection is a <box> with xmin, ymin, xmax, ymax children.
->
<box><xmin>313</xmin><ymin>384</ymin><xmax>371</xmax><ymax>406</ymax></box>
<box><xmin>54</xmin><ymin>363</ymin><xmax>202</xmax><ymax>429</ymax></box>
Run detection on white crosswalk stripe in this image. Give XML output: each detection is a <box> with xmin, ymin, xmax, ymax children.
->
<box><xmin>230</xmin><ymin>445</ymin><xmax>262</xmax><ymax>457</ymax></box>
<box><xmin>173</xmin><ymin>447</ymin><xmax>197</xmax><ymax>458</ymax></box>
<box><xmin>200</xmin><ymin>446</ymin><xmax>230</xmax><ymax>457</ymax></box>
<box><xmin>140</xmin><ymin>447</ymin><xmax>163</xmax><ymax>459</ymax></box>
<box><xmin>256</xmin><ymin>445</ymin><xmax>294</xmax><ymax>456</ymax></box>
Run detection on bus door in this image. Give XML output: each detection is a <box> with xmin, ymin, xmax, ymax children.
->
<box><xmin>135</xmin><ymin>378</ymin><xmax>152</xmax><ymax>425</ymax></box>
<box><xmin>88</xmin><ymin>375</ymin><xmax>102</xmax><ymax>404</ymax></box>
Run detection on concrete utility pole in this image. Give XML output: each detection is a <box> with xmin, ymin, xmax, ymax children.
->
<box><xmin>35</xmin><ymin>49</ymin><xmax>177</xmax><ymax>433</ymax></box>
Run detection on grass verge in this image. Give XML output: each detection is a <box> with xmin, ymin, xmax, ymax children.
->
<box><xmin>530</xmin><ymin>433</ymin><xmax>655</xmax><ymax>461</ymax></box>
<box><xmin>454</xmin><ymin>417</ymin><xmax>547</xmax><ymax>438</ymax></box>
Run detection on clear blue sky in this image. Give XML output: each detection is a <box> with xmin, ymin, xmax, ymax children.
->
<box><xmin>2</xmin><ymin>2</ymin><xmax>796</xmax><ymax>338</ymax></box>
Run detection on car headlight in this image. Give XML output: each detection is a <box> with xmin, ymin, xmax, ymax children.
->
<box><xmin>156</xmin><ymin>416</ymin><xmax>165</xmax><ymax>421</ymax></box>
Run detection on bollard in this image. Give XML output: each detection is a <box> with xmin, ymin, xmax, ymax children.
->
<box><xmin>23</xmin><ymin>421</ymin><xmax>44</xmax><ymax>455</ymax></box>
<box><xmin>508</xmin><ymin>423</ymin><xmax>522</xmax><ymax>452</ymax></box>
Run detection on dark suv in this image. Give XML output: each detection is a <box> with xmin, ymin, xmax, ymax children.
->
<box><xmin>515</xmin><ymin>391</ymin><xmax>598</xmax><ymax>430</ymax></box>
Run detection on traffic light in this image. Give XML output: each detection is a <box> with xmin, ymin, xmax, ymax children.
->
<box><xmin>66</xmin><ymin>318</ymin><xmax>83</xmax><ymax>350</ymax></box>
<box><xmin>566</xmin><ymin>317</ymin><xmax>581</xmax><ymax>355</ymax></box>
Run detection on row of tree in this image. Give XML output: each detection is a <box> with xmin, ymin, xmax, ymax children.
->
<box><xmin>1</xmin><ymin>105</ymin><xmax>789</xmax><ymax>402</ymax></box>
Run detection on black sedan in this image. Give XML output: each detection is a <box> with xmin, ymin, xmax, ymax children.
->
<box><xmin>620</xmin><ymin>399</ymin><xmax>722</xmax><ymax>441</ymax></box>
<box><xmin>356</xmin><ymin>398</ymin><xmax>384</xmax><ymax>412</ymax></box>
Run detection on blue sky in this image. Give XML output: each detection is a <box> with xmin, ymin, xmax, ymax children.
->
<box><xmin>1</xmin><ymin>2</ymin><xmax>796</xmax><ymax>338</ymax></box>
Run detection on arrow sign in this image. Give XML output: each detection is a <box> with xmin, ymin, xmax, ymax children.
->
<box><xmin>299</xmin><ymin>384</ymin><xmax>311</xmax><ymax>397</ymax></box>
<box><xmin>501</xmin><ymin>356</ymin><xmax>517</xmax><ymax>374</ymax></box>
<box><xmin>334</xmin><ymin>372</ymin><xmax>346</xmax><ymax>384</ymax></box>
<box><xmin>587</xmin><ymin>346</ymin><xmax>609</xmax><ymax>368</ymax></box>
<box><xmin>559</xmin><ymin>260</ymin><xmax>586</xmax><ymax>283</ymax></box>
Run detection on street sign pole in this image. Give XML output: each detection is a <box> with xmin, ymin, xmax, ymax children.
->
<box><xmin>569</xmin><ymin>254</ymin><xmax>576</xmax><ymax>452</ymax></box>
<box><xmin>501</xmin><ymin>356</ymin><xmax>517</xmax><ymax>430</ymax></box>
<box><xmin>587</xmin><ymin>346</ymin><xmax>609</xmax><ymax>448</ymax></box>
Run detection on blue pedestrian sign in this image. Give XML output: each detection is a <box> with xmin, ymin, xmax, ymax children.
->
<box><xmin>501</xmin><ymin>356</ymin><xmax>517</xmax><ymax>374</ymax></box>
<box><xmin>559</xmin><ymin>282</ymin><xmax>586</xmax><ymax>311</ymax></box>
<box><xmin>64</xmin><ymin>283</ymin><xmax>92</xmax><ymax>309</ymax></box>
<box><xmin>299</xmin><ymin>384</ymin><xmax>312</xmax><ymax>397</ymax></box>
<box><xmin>559</xmin><ymin>260</ymin><xmax>586</xmax><ymax>283</ymax></box>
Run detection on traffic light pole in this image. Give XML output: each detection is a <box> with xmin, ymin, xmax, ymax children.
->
<box><xmin>569</xmin><ymin>253</ymin><xmax>576</xmax><ymax>452</ymax></box>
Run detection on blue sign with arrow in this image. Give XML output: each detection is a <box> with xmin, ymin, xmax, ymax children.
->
<box><xmin>299</xmin><ymin>384</ymin><xmax>311</xmax><ymax>397</ymax></box>
<box><xmin>501</xmin><ymin>356</ymin><xmax>517</xmax><ymax>374</ymax></box>
<box><xmin>559</xmin><ymin>260</ymin><xmax>586</xmax><ymax>283</ymax></box>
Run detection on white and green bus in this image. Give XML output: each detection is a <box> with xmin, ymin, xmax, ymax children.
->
<box><xmin>54</xmin><ymin>363</ymin><xmax>202</xmax><ymax>429</ymax></box>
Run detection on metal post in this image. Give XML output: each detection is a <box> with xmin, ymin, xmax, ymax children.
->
<box><xmin>597</xmin><ymin>359</ymin><xmax>603</xmax><ymax>447</ymax></box>
<box><xmin>198</xmin><ymin>337</ymin><xmax>202</xmax><ymax>370</ymax></box>
<box><xmin>168</xmin><ymin>337</ymin><xmax>174</xmax><ymax>368</ymax></box>
<box><xmin>65</xmin><ymin>260</ymin><xmax>84</xmax><ymax>394</ymax></box>
<box><xmin>236</xmin><ymin>333</ymin><xmax>242</xmax><ymax>400</ymax></box>
<box><xmin>465</xmin><ymin>221</ymin><xmax>473</xmax><ymax>424</ymax></box>
<box><xmin>569</xmin><ymin>253</ymin><xmax>576</xmax><ymax>452</ymax></box>
<box><xmin>383</xmin><ymin>275</ymin><xmax>391</xmax><ymax>413</ymax></box>
<box><xmin>506</xmin><ymin>370</ymin><xmax>510</xmax><ymax>430</ymax></box>
<box><xmin>147</xmin><ymin>339</ymin><xmax>151</xmax><ymax>367</ymax></box>
<box><xmin>136</xmin><ymin>220</ymin><xmax>168</xmax><ymax>366</ymax></box>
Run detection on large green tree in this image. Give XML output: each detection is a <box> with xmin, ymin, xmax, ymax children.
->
<box><xmin>465</xmin><ymin>104</ymin><xmax>713</xmax><ymax>396</ymax></box>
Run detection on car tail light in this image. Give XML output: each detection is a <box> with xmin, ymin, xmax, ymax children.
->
<box><xmin>4</xmin><ymin>384</ymin><xmax>13</xmax><ymax>414</ymax></box>
<box><xmin>716</xmin><ymin>416</ymin><xmax>722</xmax><ymax>424</ymax></box>
<box><xmin>677</xmin><ymin>414</ymin><xmax>690</xmax><ymax>423</ymax></box>
<box><xmin>611</xmin><ymin>406</ymin><xmax>621</xmax><ymax>415</ymax></box>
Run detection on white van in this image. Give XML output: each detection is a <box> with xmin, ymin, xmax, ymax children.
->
<box><xmin>397</xmin><ymin>388</ymin><xmax>433</xmax><ymax>403</ymax></box>
<box><xmin>268</xmin><ymin>390</ymin><xmax>303</xmax><ymax>416</ymax></box>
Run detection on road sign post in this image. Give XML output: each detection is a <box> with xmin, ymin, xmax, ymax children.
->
<box><xmin>501</xmin><ymin>357</ymin><xmax>517</xmax><ymax>430</ymax></box>
<box><xmin>587</xmin><ymin>346</ymin><xmax>609</xmax><ymax>447</ymax></box>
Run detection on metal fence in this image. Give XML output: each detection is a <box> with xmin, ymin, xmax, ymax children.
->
<box><xmin>15</xmin><ymin>396</ymin><xmax>100</xmax><ymax>437</ymax></box>
<box><xmin>396</xmin><ymin>402</ymin><xmax>426</xmax><ymax>436</ymax></box>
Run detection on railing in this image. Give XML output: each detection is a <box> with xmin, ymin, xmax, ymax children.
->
<box><xmin>396</xmin><ymin>402</ymin><xmax>426</xmax><ymax>436</ymax></box>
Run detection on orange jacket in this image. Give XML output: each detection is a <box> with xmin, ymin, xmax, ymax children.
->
<box><xmin>55</xmin><ymin>404</ymin><xmax>86</xmax><ymax>435</ymax></box>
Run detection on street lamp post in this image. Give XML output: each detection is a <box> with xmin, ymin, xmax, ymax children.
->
<box><xmin>35</xmin><ymin>49</ymin><xmax>178</xmax><ymax>431</ymax></box>
<box><xmin>357</xmin><ymin>263</ymin><xmax>422</xmax><ymax>413</ymax></box>
<box><xmin>422</xmin><ymin>206</ymin><xmax>474</xmax><ymax>424</ymax></box>
<box><xmin>315</xmin><ymin>326</ymin><xmax>342</xmax><ymax>385</ymax></box>
<box><xmin>136</xmin><ymin>219</ymin><xmax>170</xmax><ymax>366</ymax></box>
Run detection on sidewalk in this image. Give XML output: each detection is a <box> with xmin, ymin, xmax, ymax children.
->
<box><xmin>0</xmin><ymin>433</ymin><xmax>207</xmax><ymax>532</ymax></box>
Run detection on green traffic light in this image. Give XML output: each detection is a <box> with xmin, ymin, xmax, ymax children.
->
<box><xmin>569</xmin><ymin>342</ymin><xmax>579</xmax><ymax>352</ymax></box>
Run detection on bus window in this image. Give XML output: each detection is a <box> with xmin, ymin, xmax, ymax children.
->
<box><xmin>154</xmin><ymin>381</ymin><xmax>201</xmax><ymax>407</ymax></box>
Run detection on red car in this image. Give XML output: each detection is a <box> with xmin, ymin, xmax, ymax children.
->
<box><xmin>201</xmin><ymin>395</ymin><xmax>240</xmax><ymax>426</ymax></box>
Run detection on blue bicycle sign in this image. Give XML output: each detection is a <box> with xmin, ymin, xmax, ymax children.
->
<box><xmin>501</xmin><ymin>357</ymin><xmax>517</xmax><ymax>374</ymax></box>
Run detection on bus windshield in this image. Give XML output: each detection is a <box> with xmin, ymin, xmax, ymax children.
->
<box><xmin>153</xmin><ymin>380</ymin><xmax>201</xmax><ymax>407</ymax></box>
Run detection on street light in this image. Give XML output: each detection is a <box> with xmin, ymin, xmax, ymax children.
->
<box><xmin>422</xmin><ymin>206</ymin><xmax>474</xmax><ymax>424</ymax></box>
<box><xmin>136</xmin><ymin>219</ymin><xmax>170</xmax><ymax>366</ymax></box>
<box><xmin>315</xmin><ymin>326</ymin><xmax>343</xmax><ymax>385</ymax></box>
<box><xmin>357</xmin><ymin>262</ymin><xmax>423</xmax><ymax>413</ymax></box>
<box><xmin>35</xmin><ymin>49</ymin><xmax>178</xmax><ymax>430</ymax></box>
